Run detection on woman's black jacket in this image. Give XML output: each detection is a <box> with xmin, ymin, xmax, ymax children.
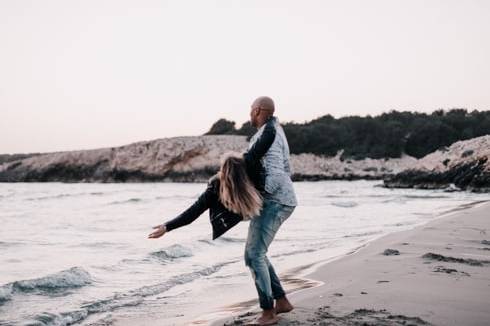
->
<box><xmin>162</xmin><ymin>116</ymin><xmax>276</xmax><ymax>240</ymax></box>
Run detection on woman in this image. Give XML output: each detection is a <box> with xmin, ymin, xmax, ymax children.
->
<box><xmin>148</xmin><ymin>116</ymin><xmax>276</xmax><ymax>240</ymax></box>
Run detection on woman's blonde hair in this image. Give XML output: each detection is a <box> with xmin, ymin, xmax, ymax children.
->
<box><xmin>218</xmin><ymin>152</ymin><xmax>263</xmax><ymax>220</ymax></box>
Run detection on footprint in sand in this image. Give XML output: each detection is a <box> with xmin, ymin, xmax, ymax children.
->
<box><xmin>313</xmin><ymin>306</ymin><xmax>433</xmax><ymax>325</ymax></box>
<box><xmin>433</xmin><ymin>265</ymin><xmax>470</xmax><ymax>276</ymax></box>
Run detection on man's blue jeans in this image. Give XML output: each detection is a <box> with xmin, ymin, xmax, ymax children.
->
<box><xmin>244</xmin><ymin>199</ymin><xmax>295</xmax><ymax>310</ymax></box>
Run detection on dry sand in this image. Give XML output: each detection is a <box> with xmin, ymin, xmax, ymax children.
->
<box><xmin>208</xmin><ymin>200</ymin><xmax>490</xmax><ymax>326</ymax></box>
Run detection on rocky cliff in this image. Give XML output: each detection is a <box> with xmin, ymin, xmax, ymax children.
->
<box><xmin>1</xmin><ymin>134</ymin><xmax>488</xmax><ymax>191</ymax></box>
<box><xmin>0</xmin><ymin>136</ymin><xmax>247</xmax><ymax>182</ymax></box>
<box><xmin>0</xmin><ymin>135</ymin><xmax>416</xmax><ymax>183</ymax></box>
<box><xmin>383</xmin><ymin>135</ymin><xmax>490</xmax><ymax>192</ymax></box>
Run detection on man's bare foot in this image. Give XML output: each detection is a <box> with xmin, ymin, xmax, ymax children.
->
<box><xmin>254</xmin><ymin>308</ymin><xmax>280</xmax><ymax>325</ymax></box>
<box><xmin>274</xmin><ymin>296</ymin><xmax>294</xmax><ymax>314</ymax></box>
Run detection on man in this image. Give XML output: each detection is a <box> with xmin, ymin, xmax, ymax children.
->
<box><xmin>245</xmin><ymin>96</ymin><xmax>298</xmax><ymax>325</ymax></box>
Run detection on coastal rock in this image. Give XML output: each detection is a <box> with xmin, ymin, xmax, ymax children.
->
<box><xmin>1</xmin><ymin>134</ymin><xmax>488</xmax><ymax>191</ymax></box>
<box><xmin>290</xmin><ymin>150</ymin><xmax>417</xmax><ymax>181</ymax></box>
<box><xmin>383</xmin><ymin>135</ymin><xmax>490</xmax><ymax>192</ymax></box>
<box><xmin>0</xmin><ymin>135</ymin><xmax>417</xmax><ymax>183</ymax></box>
<box><xmin>0</xmin><ymin>136</ymin><xmax>247</xmax><ymax>182</ymax></box>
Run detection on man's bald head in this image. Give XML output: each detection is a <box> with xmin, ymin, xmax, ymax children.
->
<box><xmin>251</xmin><ymin>96</ymin><xmax>275</xmax><ymax>116</ymax></box>
<box><xmin>249</xmin><ymin>96</ymin><xmax>275</xmax><ymax>128</ymax></box>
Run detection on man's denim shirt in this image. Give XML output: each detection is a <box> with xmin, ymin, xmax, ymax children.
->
<box><xmin>248</xmin><ymin>116</ymin><xmax>298</xmax><ymax>207</ymax></box>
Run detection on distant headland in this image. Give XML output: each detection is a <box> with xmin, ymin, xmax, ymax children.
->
<box><xmin>1</xmin><ymin>109</ymin><xmax>489</xmax><ymax>192</ymax></box>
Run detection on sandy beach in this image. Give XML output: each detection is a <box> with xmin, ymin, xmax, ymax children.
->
<box><xmin>209</xmin><ymin>200</ymin><xmax>490</xmax><ymax>326</ymax></box>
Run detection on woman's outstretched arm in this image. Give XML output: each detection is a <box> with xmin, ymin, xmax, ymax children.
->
<box><xmin>148</xmin><ymin>179</ymin><xmax>216</xmax><ymax>238</ymax></box>
<box><xmin>164</xmin><ymin>180</ymin><xmax>215</xmax><ymax>231</ymax></box>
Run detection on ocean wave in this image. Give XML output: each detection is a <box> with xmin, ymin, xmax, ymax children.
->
<box><xmin>322</xmin><ymin>193</ymin><xmax>388</xmax><ymax>199</ymax></box>
<box><xmin>24</xmin><ymin>192</ymin><xmax>96</xmax><ymax>201</ymax></box>
<box><xmin>402</xmin><ymin>194</ymin><xmax>449</xmax><ymax>199</ymax></box>
<box><xmin>23</xmin><ymin>191</ymin><xmax>108</xmax><ymax>202</ymax></box>
<box><xmin>0</xmin><ymin>191</ymin><xmax>16</xmax><ymax>200</ymax></box>
<box><xmin>216</xmin><ymin>236</ymin><xmax>246</xmax><ymax>243</ymax></box>
<box><xmin>154</xmin><ymin>195</ymin><xmax>195</xmax><ymax>200</ymax></box>
<box><xmin>0</xmin><ymin>240</ymin><xmax>24</xmax><ymax>248</ymax></box>
<box><xmin>197</xmin><ymin>239</ymin><xmax>215</xmax><ymax>246</ymax></box>
<box><xmin>126</xmin><ymin>259</ymin><xmax>239</xmax><ymax>298</ymax></box>
<box><xmin>382</xmin><ymin>194</ymin><xmax>450</xmax><ymax>203</ymax></box>
<box><xmin>0</xmin><ymin>267</ymin><xmax>92</xmax><ymax>307</ymax></box>
<box><xmin>381</xmin><ymin>197</ymin><xmax>407</xmax><ymax>203</ymax></box>
<box><xmin>343</xmin><ymin>230</ymin><xmax>383</xmax><ymax>238</ymax></box>
<box><xmin>270</xmin><ymin>247</ymin><xmax>319</xmax><ymax>258</ymax></box>
<box><xmin>322</xmin><ymin>194</ymin><xmax>344</xmax><ymax>198</ymax></box>
<box><xmin>84</xmin><ymin>314</ymin><xmax>115</xmax><ymax>326</ymax></box>
<box><xmin>10</xmin><ymin>267</ymin><xmax>92</xmax><ymax>293</ymax></box>
<box><xmin>383</xmin><ymin>221</ymin><xmax>417</xmax><ymax>227</ymax></box>
<box><xmin>438</xmin><ymin>200</ymin><xmax>489</xmax><ymax>216</ymax></box>
<box><xmin>25</xmin><ymin>193</ymin><xmax>72</xmax><ymax>201</ymax></box>
<box><xmin>25</xmin><ymin>260</ymin><xmax>239</xmax><ymax>325</ymax></box>
<box><xmin>149</xmin><ymin>244</ymin><xmax>193</xmax><ymax>262</ymax></box>
<box><xmin>68</xmin><ymin>241</ymin><xmax>126</xmax><ymax>249</ymax></box>
<box><xmin>107</xmin><ymin>198</ymin><xmax>142</xmax><ymax>205</ymax></box>
<box><xmin>331</xmin><ymin>201</ymin><xmax>359</xmax><ymax>208</ymax></box>
<box><xmin>0</xmin><ymin>284</ymin><xmax>13</xmax><ymax>304</ymax></box>
<box><xmin>197</xmin><ymin>236</ymin><xmax>246</xmax><ymax>245</ymax></box>
<box><xmin>26</xmin><ymin>309</ymin><xmax>88</xmax><ymax>326</ymax></box>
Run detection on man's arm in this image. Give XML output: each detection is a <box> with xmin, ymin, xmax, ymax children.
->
<box><xmin>163</xmin><ymin>180</ymin><xmax>215</xmax><ymax>232</ymax></box>
<box><xmin>243</xmin><ymin>117</ymin><xmax>276</xmax><ymax>166</ymax></box>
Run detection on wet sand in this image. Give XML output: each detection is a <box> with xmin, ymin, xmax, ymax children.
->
<box><xmin>208</xmin><ymin>200</ymin><xmax>490</xmax><ymax>326</ymax></box>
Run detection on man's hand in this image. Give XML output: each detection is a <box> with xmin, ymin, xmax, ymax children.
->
<box><xmin>148</xmin><ymin>224</ymin><xmax>167</xmax><ymax>239</ymax></box>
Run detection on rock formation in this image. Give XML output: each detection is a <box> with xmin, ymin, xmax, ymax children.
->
<box><xmin>383</xmin><ymin>135</ymin><xmax>490</xmax><ymax>192</ymax></box>
<box><xmin>1</xmin><ymin>134</ymin><xmax>488</xmax><ymax>192</ymax></box>
<box><xmin>0</xmin><ymin>136</ymin><xmax>247</xmax><ymax>182</ymax></box>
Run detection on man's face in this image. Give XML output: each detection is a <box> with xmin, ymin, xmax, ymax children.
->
<box><xmin>249</xmin><ymin>105</ymin><xmax>260</xmax><ymax>128</ymax></box>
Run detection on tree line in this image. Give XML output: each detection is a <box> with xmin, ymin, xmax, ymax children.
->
<box><xmin>205</xmin><ymin>109</ymin><xmax>490</xmax><ymax>159</ymax></box>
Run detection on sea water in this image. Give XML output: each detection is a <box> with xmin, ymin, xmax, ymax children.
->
<box><xmin>0</xmin><ymin>181</ymin><xmax>488</xmax><ymax>325</ymax></box>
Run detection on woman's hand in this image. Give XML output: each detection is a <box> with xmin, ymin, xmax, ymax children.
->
<box><xmin>148</xmin><ymin>224</ymin><xmax>167</xmax><ymax>239</ymax></box>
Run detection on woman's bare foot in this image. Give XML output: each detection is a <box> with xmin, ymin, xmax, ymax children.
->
<box><xmin>254</xmin><ymin>308</ymin><xmax>280</xmax><ymax>325</ymax></box>
<box><xmin>274</xmin><ymin>296</ymin><xmax>294</xmax><ymax>314</ymax></box>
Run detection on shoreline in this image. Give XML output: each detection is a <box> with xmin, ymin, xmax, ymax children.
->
<box><xmin>207</xmin><ymin>199</ymin><xmax>490</xmax><ymax>326</ymax></box>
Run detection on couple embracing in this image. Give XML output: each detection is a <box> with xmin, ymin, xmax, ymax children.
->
<box><xmin>148</xmin><ymin>96</ymin><xmax>298</xmax><ymax>325</ymax></box>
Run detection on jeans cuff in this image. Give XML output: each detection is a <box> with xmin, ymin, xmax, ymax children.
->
<box><xmin>273</xmin><ymin>292</ymin><xmax>286</xmax><ymax>300</ymax></box>
<box><xmin>259</xmin><ymin>298</ymin><xmax>274</xmax><ymax>310</ymax></box>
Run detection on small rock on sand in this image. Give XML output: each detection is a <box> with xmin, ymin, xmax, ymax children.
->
<box><xmin>382</xmin><ymin>248</ymin><xmax>400</xmax><ymax>255</ymax></box>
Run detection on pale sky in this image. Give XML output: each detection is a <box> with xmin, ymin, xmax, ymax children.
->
<box><xmin>1</xmin><ymin>0</ymin><xmax>489</xmax><ymax>154</ymax></box>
